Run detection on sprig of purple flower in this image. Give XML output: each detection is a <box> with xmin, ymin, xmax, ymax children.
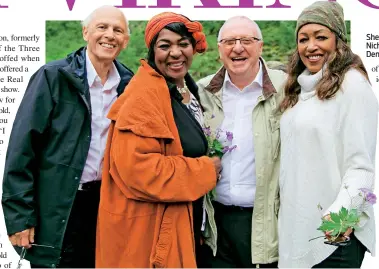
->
<box><xmin>203</xmin><ymin>126</ymin><xmax>237</xmax><ymax>200</ymax></box>
<box><xmin>222</xmin><ymin>145</ymin><xmax>237</xmax><ymax>154</ymax></box>
<box><xmin>203</xmin><ymin>126</ymin><xmax>211</xmax><ymax>136</ymax></box>
<box><xmin>226</xmin><ymin>131</ymin><xmax>233</xmax><ymax>142</ymax></box>
<box><xmin>203</xmin><ymin>126</ymin><xmax>237</xmax><ymax>158</ymax></box>
<box><xmin>359</xmin><ymin>188</ymin><xmax>377</xmax><ymax>205</ymax></box>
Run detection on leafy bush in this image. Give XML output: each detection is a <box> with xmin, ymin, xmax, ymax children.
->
<box><xmin>46</xmin><ymin>20</ymin><xmax>350</xmax><ymax>81</ymax></box>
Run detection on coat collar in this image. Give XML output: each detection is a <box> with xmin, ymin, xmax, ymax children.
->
<box><xmin>108</xmin><ymin>60</ymin><xmax>175</xmax><ymax>140</ymax></box>
<box><xmin>204</xmin><ymin>58</ymin><xmax>277</xmax><ymax>99</ymax></box>
<box><xmin>59</xmin><ymin>46</ymin><xmax>134</xmax><ymax>96</ymax></box>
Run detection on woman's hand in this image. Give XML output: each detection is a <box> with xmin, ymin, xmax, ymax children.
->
<box><xmin>342</xmin><ymin>227</ymin><xmax>353</xmax><ymax>238</ymax></box>
<box><xmin>210</xmin><ymin>156</ymin><xmax>222</xmax><ymax>180</ymax></box>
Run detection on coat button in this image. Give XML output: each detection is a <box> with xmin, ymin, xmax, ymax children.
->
<box><xmin>75</xmin><ymin>176</ymin><xmax>79</xmax><ymax>180</ymax></box>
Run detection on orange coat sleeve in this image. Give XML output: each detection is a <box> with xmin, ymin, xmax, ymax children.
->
<box><xmin>109</xmin><ymin>129</ymin><xmax>217</xmax><ymax>203</ymax></box>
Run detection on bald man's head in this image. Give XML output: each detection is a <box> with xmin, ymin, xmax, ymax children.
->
<box><xmin>82</xmin><ymin>5</ymin><xmax>130</xmax><ymax>66</ymax></box>
<box><xmin>218</xmin><ymin>16</ymin><xmax>262</xmax><ymax>42</ymax></box>
<box><xmin>82</xmin><ymin>5</ymin><xmax>130</xmax><ymax>36</ymax></box>
<box><xmin>217</xmin><ymin>16</ymin><xmax>264</xmax><ymax>87</ymax></box>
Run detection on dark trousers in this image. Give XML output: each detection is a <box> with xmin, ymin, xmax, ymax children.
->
<box><xmin>313</xmin><ymin>233</ymin><xmax>367</xmax><ymax>268</ymax></box>
<box><xmin>31</xmin><ymin>186</ymin><xmax>100</xmax><ymax>268</ymax></box>
<box><xmin>199</xmin><ymin>202</ymin><xmax>278</xmax><ymax>268</ymax></box>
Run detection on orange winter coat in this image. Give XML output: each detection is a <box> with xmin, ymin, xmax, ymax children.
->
<box><xmin>96</xmin><ymin>60</ymin><xmax>217</xmax><ymax>268</ymax></box>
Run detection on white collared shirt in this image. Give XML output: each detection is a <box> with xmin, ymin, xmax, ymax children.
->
<box><xmin>215</xmin><ymin>64</ymin><xmax>263</xmax><ymax>207</ymax></box>
<box><xmin>80</xmin><ymin>51</ymin><xmax>120</xmax><ymax>184</ymax></box>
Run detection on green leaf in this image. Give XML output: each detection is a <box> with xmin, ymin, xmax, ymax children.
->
<box><xmin>340</xmin><ymin>222</ymin><xmax>350</xmax><ymax>232</ymax></box>
<box><xmin>213</xmin><ymin>140</ymin><xmax>223</xmax><ymax>151</ymax></box>
<box><xmin>344</xmin><ymin>209</ymin><xmax>359</xmax><ymax>228</ymax></box>
<box><xmin>208</xmin><ymin>139</ymin><xmax>224</xmax><ymax>158</ymax></box>
<box><xmin>317</xmin><ymin>220</ymin><xmax>341</xmax><ymax>236</ymax></box>
<box><xmin>209</xmin><ymin>152</ymin><xmax>223</xmax><ymax>158</ymax></box>
<box><xmin>330</xmin><ymin>212</ymin><xmax>341</xmax><ymax>223</ymax></box>
<box><xmin>339</xmin><ymin>207</ymin><xmax>348</xmax><ymax>220</ymax></box>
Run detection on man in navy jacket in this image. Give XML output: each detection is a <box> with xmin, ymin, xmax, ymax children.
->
<box><xmin>2</xmin><ymin>5</ymin><xmax>133</xmax><ymax>268</ymax></box>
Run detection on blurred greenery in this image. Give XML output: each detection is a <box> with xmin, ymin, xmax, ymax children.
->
<box><xmin>46</xmin><ymin>20</ymin><xmax>350</xmax><ymax>81</ymax></box>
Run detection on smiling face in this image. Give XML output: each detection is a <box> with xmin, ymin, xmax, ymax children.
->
<box><xmin>297</xmin><ymin>23</ymin><xmax>337</xmax><ymax>73</ymax></box>
<box><xmin>218</xmin><ymin>18</ymin><xmax>263</xmax><ymax>80</ymax></box>
<box><xmin>154</xmin><ymin>28</ymin><xmax>194</xmax><ymax>86</ymax></box>
<box><xmin>83</xmin><ymin>7</ymin><xmax>129</xmax><ymax>67</ymax></box>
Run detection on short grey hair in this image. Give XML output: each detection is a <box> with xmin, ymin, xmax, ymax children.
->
<box><xmin>217</xmin><ymin>16</ymin><xmax>263</xmax><ymax>42</ymax></box>
<box><xmin>81</xmin><ymin>5</ymin><xmax>130</xmax><ymax>36</ymax></box>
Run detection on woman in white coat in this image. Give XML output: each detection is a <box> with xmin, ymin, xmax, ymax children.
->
<box><xmin>278</xmin><ymin>1</ymin><xmax>377</xmax><ymax>268</ymax></box>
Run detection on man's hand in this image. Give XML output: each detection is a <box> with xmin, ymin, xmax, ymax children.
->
<box><xmin>9</xmin><ymin>227</ymin><xmax>35</xmax><ymax>249</ymax></box>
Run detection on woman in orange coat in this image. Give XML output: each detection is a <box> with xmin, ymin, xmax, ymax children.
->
<box><xmin>96</xmin><ymin>12</ymin><xmax>221</xmax><ymax>268</ymax></box>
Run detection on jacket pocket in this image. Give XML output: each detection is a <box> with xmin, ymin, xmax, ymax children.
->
<box><xmin>153</xmin><ymin>216</ymin><xmax>173</xmax><ymax>268</ymax></box>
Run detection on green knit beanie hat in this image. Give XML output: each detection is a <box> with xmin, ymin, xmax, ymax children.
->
<box><xmin>296</xmin><ymin>1</ymin><xmax>347</xmax><ymax>42</ymax></box>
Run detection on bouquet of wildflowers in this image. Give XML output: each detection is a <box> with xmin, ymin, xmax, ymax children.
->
<box><xmin>202</xmin><ymin>126</ymin><xmax>236</xmax><ymax>200</ymax></box>
<box><xmin>311</xmin><ymin>186</ymin><xmax>376</xmax><ymax>246</ymax></box>
<box><xmin>203</xmin><ymin>127</ymin><xmax>237</xmax><ymax>157</ymax></box>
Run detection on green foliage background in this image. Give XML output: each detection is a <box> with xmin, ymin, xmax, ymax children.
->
<box><xmin>46</xmin><ymin>20</ymin><xmax>350</xmax><ymax>81</ymax></box>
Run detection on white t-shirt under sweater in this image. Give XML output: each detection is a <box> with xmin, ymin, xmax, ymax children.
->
<box><xmin>278</xmin><ymin>68</ymin><xmax>378</xmax><ymax>268</ymax></box>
